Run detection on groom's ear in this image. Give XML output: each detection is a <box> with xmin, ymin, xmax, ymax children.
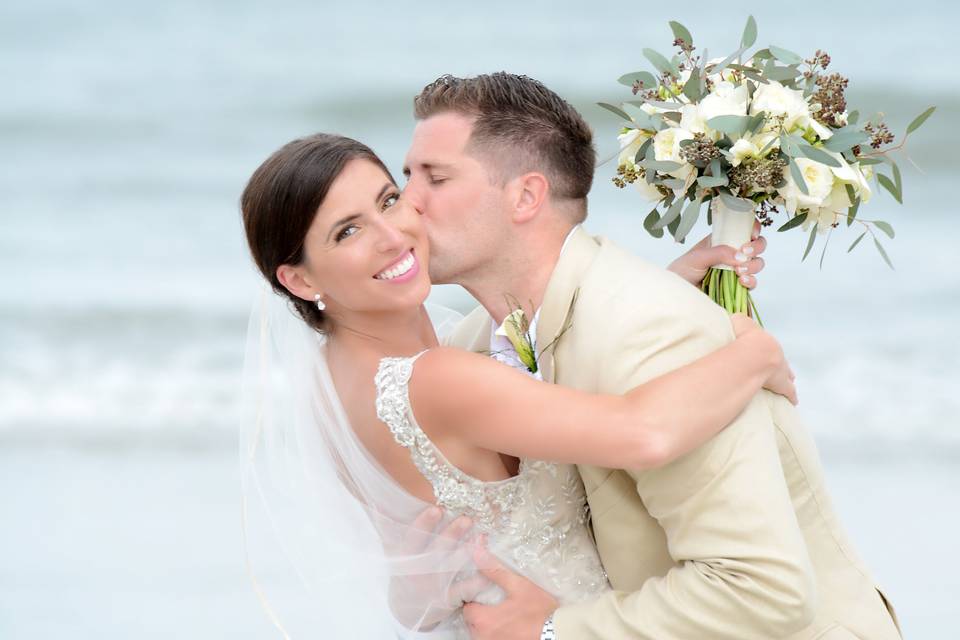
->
<box><xmin>509</xmin><ymin>172</ymin><xmax>550</xmax><ymax>224</ymax></box>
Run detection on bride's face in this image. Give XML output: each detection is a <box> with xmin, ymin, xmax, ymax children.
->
<box><xmin>278</xmin><ymin>158</ymin><xmax>431</xmax><ymax>320</ymax></box>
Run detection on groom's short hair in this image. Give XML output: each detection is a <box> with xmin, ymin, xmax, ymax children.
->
<box><xmin>414</xmin><ymin>72</ymin><xmax>595</xmax><ymax>221</ymax></box>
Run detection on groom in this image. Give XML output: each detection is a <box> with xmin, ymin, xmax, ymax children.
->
<box><xmin>403</xmin><ymin>73</ymin><xmax>901</xmax><ymax>639</ymax></box>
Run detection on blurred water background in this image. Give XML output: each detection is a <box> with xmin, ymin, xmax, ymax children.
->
<box><xmin>1</xmin><ymin>0</ymin><xmax>957</xmax><ymax>637</ymax></box>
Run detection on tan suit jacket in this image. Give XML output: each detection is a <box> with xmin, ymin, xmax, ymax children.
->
<box><xmin>448</xmin><ymin>227</ymin><xmax>901</xmax><ymax>639</ymax></box>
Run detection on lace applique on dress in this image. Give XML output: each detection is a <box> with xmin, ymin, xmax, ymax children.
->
<box><xmin>374</xmin><ymin>353</ymin><xmax>608</xmax><ymax>604</ymax></box>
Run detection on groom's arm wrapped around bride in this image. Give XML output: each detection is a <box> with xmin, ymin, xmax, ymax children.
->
<box><xmin>539</xmin><ymin>228</ymin><xmax>816</xmax><ymax>639</ymax></box>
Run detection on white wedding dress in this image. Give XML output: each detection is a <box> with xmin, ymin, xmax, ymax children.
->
<box><xmin>375</xmin><ymin>352</ymin><xmax>610</xmax><ymax>631</ymax></box>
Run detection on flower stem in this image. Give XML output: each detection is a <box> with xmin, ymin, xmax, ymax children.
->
<box><xmin>703</xmin><ymin>267</ymin><xmax>762</xmax><ymax>326</ymax></box>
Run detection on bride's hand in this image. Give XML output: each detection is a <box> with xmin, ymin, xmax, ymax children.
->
<box><xmin>731</xmin><ymin>314</ymin><xmax>798</xmax><ymax>405</ymax></box>
<box><xmin>667</xmin><ymin>221</ymin><xmax>767</xmax><ymax>289</ymax></box>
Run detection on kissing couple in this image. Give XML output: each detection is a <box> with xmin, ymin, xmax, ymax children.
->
<box><xmin>240</xmin><ymin>72</ymin><xmax>900</xmax><ymax>639</ymax></box>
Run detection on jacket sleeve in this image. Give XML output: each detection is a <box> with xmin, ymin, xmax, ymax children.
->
<box><xmin>553</xmin><ymin>300</ymin><xmax>816</xmax><ymax>639</ymax></box>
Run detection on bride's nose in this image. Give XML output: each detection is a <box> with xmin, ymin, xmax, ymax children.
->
<box><xmin>374</xmin><ymin>216</ymin><xmax>406</xmax><ymax>254</ymax></box>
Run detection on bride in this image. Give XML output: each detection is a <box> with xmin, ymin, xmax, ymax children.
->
<box><xmin>239</xmin><ymin>133</ymin><xmax>793</xmax><ymax>638</ymax></box>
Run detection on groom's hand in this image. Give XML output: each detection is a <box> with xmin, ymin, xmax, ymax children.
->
<box><xmin>669</xmin><ymin>220</ymin><xmax>767</xmax><ymax>290</ymax></box>
<box><xmin>463</xmin><ymin>546</ymin><xmax>557</xmax><ymax>640</ymax></box>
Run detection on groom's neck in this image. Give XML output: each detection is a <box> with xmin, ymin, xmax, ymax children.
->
<box><xmin>462</xmin><ymin>223</ymin><xmax>574</xmax><ymax>325</ymax></box>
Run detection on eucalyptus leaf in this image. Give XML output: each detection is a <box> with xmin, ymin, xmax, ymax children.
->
<box><xmin>617</xmin><ymin>71</ymin><xmax>659</xmax><ymax>88</ymax></box>
<box><xmin>597</xmin><ymin>102</ymin><xmax>633</xmax><ymax>122</ymax></box>
<box><xmin>698</xmin><ymin>175</ymin><xmax>729</xmax><ymax>188</ymax></box>
<box><xmin>709</xmin><ymin>157</ymin><xmax>722</xmax><ymax>177</ymax></box>
<box><xmin>874</xmin><ymin>220</ymin><xmax>895</xmax><ymax>239</ymax></box>
<box><xmin>891</xmin><ymin>160</ymin><xmax>903</xmax><ymax>199</ymax></box>
<box><xmin>874</xmin><ymin>237</ymin><xmax>894</xmax><ymax>269</ymax></box>
<box><xmin>847</xmin><ymin>110</ymin><xmax>860</xmax><ymax>125</ymax></box>
<box><xmin>643</xmin><ymin>206</ymin><xmax>665</xmax><ymax>239</ymax></box>
<box><xmin>711</xmin><ymin>45</ymin><xmax>749</xmax><ymax>76</ymax></box>
<box><xmin>789</xmin><ymin>159</ymin><xmax>809</xmax><ymax>195</ymax></box>
<box><xmin>823</xmin><ymin>129</ymin><xmax>870</xmax><ymax>152</ymax></box>
<box><xmin>640</xmin><ymin>159</ymin><xmax>683</xmax><ymax>172</ymax></box>
<box><xmin>658</xmin><ymin>178</ymin><xmax>687</xmax><ymax>190</ymax></box>
<box><xmin>746</xmin><ymin>113</ymin><xmax>766</xmax><ymax>135</ymax></box>
<box><xmin>669</xmin><ymin>21</ymin><xmax>693</xmax><ymax>46</ymax></box>
<box><xmin>683</xmin><ymin>66</ymin><xmax>702</xmax><ymax>102</ymax></box>
<box><xmin>634</xmin><ymin>137</ymin><xmax>654</xmax><ymax>164</ymax></box>
<box><xmin>857</xmin><ymin>157</ymin><xmax>884</xmax><ymax>166</ymax></box>
<box><xmin>706</xmin><ymin>115</ymin><xmax>752</xmax><ymax>137</ymax></box>
<box><xmin>799</xmin><ymin>144</ymin><xmax>841</xmax><ymax>167</ymax></box>
<box><xmin>769</xmin><ymin>45</ymin><xmax>803</xmax><ymax>65</ymax></box>
<box><xmin>674</xmin><ymin>198</ymin><xmax>703</xmax><ymax>242</ymax></box>
<box><xmin>877</xmin><ymin>174</ymin><xmax>902</xmax><ymax>204</ymax></box>
<box><xmin>819</xmin><ymin>230</ymin><xmax>832</xmax><ymax>269</ymax></box>
<box><xmin>667</xmin><ymin>211</ymin><xmax>682</xmax><ymax>238</ymax></box>
<box><xmin>846</xmin><ymin>197</ymin><xmax>860</xmax><ymax>226</ymax></box>
<box><xmin>777</xmin><ymin>212</ymin><xmax>808</xmax><ymax>232</ymax></box>
<box><xmin>844</xmin><ymin>184</ymin><xmax>856</xmax><ymax>205</ymax></box>
<box><xmin>654</xmin><ymin>196</ymin><xmax>685</xmax><ymax>229</ymax></box>
<box><xmin>801</xmin><ymin>224</ymin><xmax>818</xmax><ymax>261</ymax></box>
<box><xmin>847</xmin><ymin>231</ymin><xmax>867</xmax><ymax>253</ymax></box>
<box><xmin>906</xmin><ymin>106</ymin><xmax>936</xmax><ymax>135</ymax></box>
<box><xmin>764</xmin><ymin>64</ymin><xmax>802</xmax><ymax>82</ymax></box>
<box><xmin>643</xmin><ymin>48</ymin><xmax>679</xmax><ymax>78</ymax></box>
<box><xmin>718</xmin><ymin>190</ymin><xmax>755</xmax><ymax>212</ymax></box>
<box><xmin>779</xmin><ymin>133</ymin><xmax>801</xmax><ymax>157</ymax></box>
<box><xmin>741</xmin><ymin>15</ymin><xmax>757</xmax><ymax>48</ymax></box>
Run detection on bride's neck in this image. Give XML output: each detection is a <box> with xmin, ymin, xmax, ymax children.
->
<box><xmin>326</xmin><ymin>305</ymin><xmax>437</xmax><ymax>358</ymax></box>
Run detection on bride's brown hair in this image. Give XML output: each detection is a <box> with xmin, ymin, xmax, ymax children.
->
<box><xmin>240</xmin><ymin>133</ymin><xmax>394</xmax><ymax>333</ymax></box>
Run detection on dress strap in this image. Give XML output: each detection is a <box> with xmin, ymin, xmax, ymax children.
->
<box><xmin>373</xmin><ymin>351</ymin><xmax>428</xmax><ymax>449</ymax></box>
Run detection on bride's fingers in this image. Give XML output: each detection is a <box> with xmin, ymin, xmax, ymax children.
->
<box><xmin>401</xmin><ymin>506</ymin><xmax>444</xmax><ymax>552</ymax></box>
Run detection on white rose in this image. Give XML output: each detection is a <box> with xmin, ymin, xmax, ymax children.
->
<box><xmin>729</xmin><ymin>138</ymin><xmax>760</xmax><ymax>167</ymax></box>
<box><xmin>633</xmin><ymin>175</ymin><xmax>664</xmax><ymax>202</ymax></box>
<box><xmin>617</xmin><ymin>128</ymin><xmax>651</xmax><ymax>167</ymax></box>
<box><xmin>779</xmin><ymin>157</ymin><xmax>835</xmax><ymax>214</ymax></box>
<box><xmin>653</xmin><ymin>126</ymin><xmax>695</xmax><ymax>180</ymax></box>
<box><xmin>751</xmin><ymin>80</ymin><xmax>832</xmax><ymax>140</ymax></box>
<box><xmin>800</xmin><ymin>206</ymin><xmax>840</xmax><ymax>235</ymax></box>
<box><xmin>835</xmin><ymin>110</ymin><xmax>849</xmax><ymax>126</ymax></box>
<box><xmin>827</xmin><ymin>151</ymin><xmax>873</xmax><ymax>205</ymax></box>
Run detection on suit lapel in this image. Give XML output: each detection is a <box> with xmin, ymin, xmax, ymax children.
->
<box><xmin>536</xmin><ymin>227</ymin><xmax>601</xmax><ymax>384</ymax></box>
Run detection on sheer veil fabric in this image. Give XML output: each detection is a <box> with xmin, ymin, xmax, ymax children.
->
<box><xmin>240</xmin><ymin>286</ymin><xmax>483</xmax><ymax>638</ymax></box>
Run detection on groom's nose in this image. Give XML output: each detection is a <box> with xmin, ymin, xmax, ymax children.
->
<box><xmin>401</xmin><ymin>181</ymin><xmax>426</xmax><ymax>215</ymax></box>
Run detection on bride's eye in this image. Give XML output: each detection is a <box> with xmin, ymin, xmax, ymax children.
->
<box><xmin>381</xmin><ymin>193</ymin><xmax>400</xmax><ymax>211</ymax></box>
<box><xmin>335</xmin><ymin>225</ymin><xmax>359</xmax><ymax>242</ymax></box>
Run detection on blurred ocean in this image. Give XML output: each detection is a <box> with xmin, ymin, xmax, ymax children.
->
<box><xmin>1</xmin><ymin>0</ymin><xmax>957</xmax><ymax>637</ymax></box>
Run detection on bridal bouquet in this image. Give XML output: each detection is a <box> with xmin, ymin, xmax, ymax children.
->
<box><xmin>604</xmin><ymin>16</ymin><xmax>935</xmax><ymax>320</ymax></box>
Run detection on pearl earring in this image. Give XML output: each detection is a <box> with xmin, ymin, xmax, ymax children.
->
<box><xmin>314</xmin><ymin>294</ymin><xmax>326</xmax><ymax>311</ymax></box>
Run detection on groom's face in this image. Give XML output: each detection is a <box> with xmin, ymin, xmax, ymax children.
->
<box><xmin>403</xmin><ymin>112</ymin><xmax>509</xmax><ymax>285</ymax></box>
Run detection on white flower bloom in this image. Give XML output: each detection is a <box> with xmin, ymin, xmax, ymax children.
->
<box><xmin>617</xmin><ymin>128</ymin><xmax>652</xmax><ymax>167</ymax></box>
<box><xmin>681</xmin><ymin>81</ymin><xmax>749</xmax><ymax>140</ymax></box>
<box><xmin>633</xmin><ymin>175</ymin><xmax>664</xmax><ymax>202</ymax></box>
<box><xmin>835</xmin><ymin>110</ymin><xmax>849</xmax><ymax>126</ymax></box>
<box><xmin>779</xmin><ymin>157</ymin><xmax>835</xmax><ymax>214</ymax></box>
<box><xmin>653</xmin><ymin>126</ymin><xmax>695</xmax><ymax>180</ymax></box>
<box><xmin>729</xmin><ymin>138</ymin><xmax>760</xmax><ymax>166</ymax></box>
<box><xmin>751</xmin><ymin>80</ymin><xmax>832</xmax><ymax>140</ymax></box>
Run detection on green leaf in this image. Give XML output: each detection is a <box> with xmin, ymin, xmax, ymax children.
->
<box><xmin>777</xmin><ymin>212</ymin><xmax>808</xmax><ymax>232</ymax></box>
<box><xmin>746</xmin><ymin>112</ymin><xmax>766</xmax><ymax>135</ymax></box>
<box><xmin>874</xmin><ymin>220</ymin><xmax>895</xmax><ymax>239</ymax></box>
<box><xmin>682</xmin><ymin>66</ymin><xmax>702</xmax><ymax>102</ymax></box>
<box><xmin>906</xmin><ymin>106</ymin><xmax>936</xmax><ymax>135</ymax></box>
<box><xmin>847</xmin><ymin>110</ymin><xmax>860</xmax><ymax>125</ymax></box>
<box><xmin>779</xmin><ymin>133</ymin><xmax>801</xmax><ymax>157</ymax></box>
<box><xmin>711</xmin><ymin>45</ymin><xmax>749</xmax><ymax>76</ymax></box>
<box><xmin>847</xmin><ymin>231</ymin><xmax>867</xmax><ymax>253</ymax></box>
<box><xmin>763</xmin><ymin>63</ymin><xmax>802</xmax><ymax>82</ymax></box>
<box><xmin>819</xmin><ymin>229</ymin><xmax>832</xmax><ymax>270</ymax></box>
<box><xmin>716</xmin><ymin>191</ymin><xmax>753</xmax><ymax>212</ymax></box>
<box><xmin>877</xmin><ymin>174</ymin><xmax>903</xmax><ymax>204</ymax></box>
<box><xmin>799</xmin><ymin>144</ymin><xmax>841</xmax><ymax>167</ymax></box>
<box><xmin>597</xmin><ymin>102</ymin><xmax>632</xmax><ymax>121</ymax></box>
<box><xmin>741</xmin><ymin>15</ymin><xmax>758</xmax><ymax>48</ymax></box>
<box><xmin>634</xmin><ymin>137</ymin><xmax>654</xmax><ymax>164</ymax></box>
<box><xmin>846</xmin><ymin>197</ymin><xmax>861</xmax><ymax>226</ymax></box>
<box><xmin>669</xmin><ymin>21</ymin><xmax>693</xmax><ymax>46</ymax></box>
<box><xmin>643</xmin><ymin>48</ymin><xmax>679</xmax><ymax>78</ymax></box>
<box><xmin>823</xmin><ymin>129</ymin><xmax>870</xmax><ymax>153</ymax></box>
<box><xmin>768</xmin><ymin>45</ymin><xmax>803</xmax><ymax>65</ymax></box>
<box><xmin>654</xmin><ymin>196</ymin><xmax>686</xmax><ymax>229</ymax></box>
<box><xmin>674</xmin><ymin>197</ymin><xmax>703</xmax><ymax>243</ymax></box>
<box><xmin>706</xmin><ymin>115</ymin><xmax>752</xmax><ymax>137</ymax></box>
<box><xmin>874</xmin><ymin>237</ymin><xmax>894</xmax><ymax>269</ymax></box>
<box><xmin>617</xmin><ymin>71</ymin><xmax>659</xmax><ymax>89</ymax></box>
<box><xmin>789</xmin><ymin>159</ymin><xmax>809</xmax><ymax>195</ymax></box>
<box><xmin>667</xmin><ymin>209</ymin><xmax>682</xmax><ymax>238</ymax></box>
<box><xmin>801</xmin><ymin>224</ymin><xmax>818</xmax><ymax>261</ymax></box>
<box><xmin>891</xmin><ymin>160</ymin><xmax>903</xmax><ymax>199</ymax></box>
<box><xmin>857</xmin><ymin>157</ymin><xmax>884</xmax><ymax>166</ymax></box>
<box><xmin>639</xmin><ymin>159</ymin><xmax>683</xmax><ymax>172</ymax></box>
<box><xmin>643</xmin><ymin>205</ymin><xmax>665</xmax><ymax>239</ymax></box>
<box><xmin>698</xmin><ymin>175</ymin><xmax>729</xmax><ymax>188</ymax></box>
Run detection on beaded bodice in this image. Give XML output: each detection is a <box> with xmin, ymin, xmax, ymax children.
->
<box><xmin>374</xmin><ymin>352</ymin><xmax>609</xmax><ymax>605</ymax></box>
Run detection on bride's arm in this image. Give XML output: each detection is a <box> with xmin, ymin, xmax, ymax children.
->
<box><xmin>408</xmin><ymin>316</ymin><xmax>792</xmax><ymax>470</ymax></box>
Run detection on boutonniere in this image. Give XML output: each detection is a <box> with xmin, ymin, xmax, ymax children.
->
<box><xmin>495</xmin><ymin>306</ymin><xmax>539</xmax><ymax>374</ymax></box>
<box><xmin>492</xmin><ymin>290</ymin><xmax>580</xmax><ymax>375</ymax></box>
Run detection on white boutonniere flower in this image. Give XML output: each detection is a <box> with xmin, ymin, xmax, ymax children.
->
<box><xmin>495</xmin><ymin>308</ymin><xmax>538</xmax><ymax>374</ymax></box>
